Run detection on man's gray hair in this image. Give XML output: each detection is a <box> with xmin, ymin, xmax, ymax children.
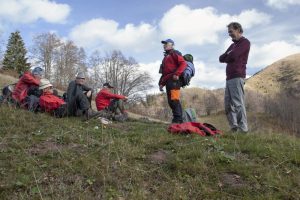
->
<box><xmin>227</xmin><ymin>22</ymin><xmax>243</xmax><ymax>33</ymax></box>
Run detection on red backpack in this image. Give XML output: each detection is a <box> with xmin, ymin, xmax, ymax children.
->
<box><xmin>168</xmin><ymin>122</ymin><xmax>222</xmax><ymax>136</ymax></box>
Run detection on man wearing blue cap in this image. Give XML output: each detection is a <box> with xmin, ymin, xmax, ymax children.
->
<box><xmin>12</xmin><ymin>67</ymin><xmax>43</xmax><ymax>105</ymax></box>
<box><xmin>159</xmin><ymin>39</ymin><xmax>187</xmax><ymax>124</ymax></box>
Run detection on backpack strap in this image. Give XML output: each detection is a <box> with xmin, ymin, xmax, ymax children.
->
<box><xmin>197</xmin><ymin>123</ymin><xmax>215</xmax><ymax>136</ymax></box>
<box><xmin>170</xmin><ymin>50</ymin><xmax>182</xmax><ymax>66</ymax></box>
<box><xmin>203</xmin><ymin>123</ymin><xmax>223</xmax><ymax>135</ymax></box>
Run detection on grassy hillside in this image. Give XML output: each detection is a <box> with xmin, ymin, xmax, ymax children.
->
<box><xmin>0</xmin><ymin>73</ymin><xmax>18</xmax><ymax>87</ymax></box>
<box><xmin>246</xmin><ymin>53</ymin><xmax>300</xmax><ymax>98</ymax></box>
<box><xmin>0</xmin><ymin>106</ymin><xmax>300</xmax><ymax>199</ymax></box>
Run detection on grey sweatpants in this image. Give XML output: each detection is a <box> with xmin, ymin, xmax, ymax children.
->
<box><xmin>224</xmin><ymin>78</ymin><xmax>248</xmax><ymax>132</ymax></box>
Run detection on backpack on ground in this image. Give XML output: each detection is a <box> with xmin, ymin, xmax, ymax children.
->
<box><xmin>182</xmin><ymin>108</ymin><xmax>197</xmax><ymax>122</ymax></box>
<box><xmin>168</xmin><ymin>122</ymin><xmax>222</xmax><ymax>137</ymax></box>
<box><xmin>0</xmin><ymin>84</ymin><xmax>15</xmax><ymax>105</ymax></box>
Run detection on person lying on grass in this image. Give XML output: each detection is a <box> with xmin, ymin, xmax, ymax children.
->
<box><xmin>95</xmin><ymin>82</ymin><xmax>129</xmax><ymax>122</ymax></box>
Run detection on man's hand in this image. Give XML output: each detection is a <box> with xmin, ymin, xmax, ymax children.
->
<box><xmin>124</xmin><ymin>97</ymin><xmax>128</xmax><ymax>102</ymax></box>
<box><xmin>173</xmin><ymin>75</ymin><xmax>179</xmax><ymax>81</ymax></box>
<box><xmin>86</xmin><ymin>90</ymin><xmax>92</xmax><ymax>98</ymax></box>
<box><xmin>159</xmin><ymin>85</ymin><xmax>164</xmax><ymax>92</ymax></box>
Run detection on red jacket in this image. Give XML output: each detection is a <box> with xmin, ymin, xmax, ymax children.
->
<box><xmin>12</xmin><ymin>72</ymin><xmax>40</xmax><ymax>103</ymax></box>
<box><xmin>39</xmin><ymin>92</ymin><xmax>65</xmax><ymax>112</ymax></box>
<box><xmin>96</xmin><ymin>88</ymin><xmax>126</xmax><ymax>111</ymax></box>
<box><xmin>159</xmin><ymin>50</ymin><xmax>187</xmax><ymax>86</ymax></box>
<box><xmin>168</xmin><ymin>122</ymin><xmax>222</xmax><ymax>136</ymax></box>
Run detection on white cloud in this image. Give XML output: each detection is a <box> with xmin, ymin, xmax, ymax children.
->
<box><xmin>139</xmin><ymin>60</ymin><xmax>161</xmax><ymax>86</ymax></box>
<box><xmin>159</xmin><ymin>5</ymin><xmax>271</xmax><ymax>47</ymax></box>
<box><xmin>68</xmin><ymin>4</ymin><xmax>273</xmax><ymax>89</ymax></box>
<box><xmin>190</xmin><ymin>61</ymin><xmax>226</xmax><ymax>88</ymax></box>
<box><xmin>249</xmin><ymin>41</ymin><xmax>300</xmax><ymax>67</ymax></box>
<box><xmin>70</xmin><ymin>18</ymin><xmax>158</xmax><ymax>53</ymax></box>
<box><xmin>69</xmin><ymin>5</ymin><xmax>271</xmax><ymax>53</ymax></box>
<box><xmin>295</xmin><ymin>35</ymin><xmax>300</xmax><ymax>44</ymax></box>
<box><xmin>265</xmin><ymin>0</ymin><xmax>300</xmax><ymax>9</ymax></box>
<box><xmin>0</xmin><ymin>0</ymin><xmax>71</xmax><ymax>24</ymax></box>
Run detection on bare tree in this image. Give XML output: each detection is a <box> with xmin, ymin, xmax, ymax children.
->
<box><xmin>90</xmin><ymin>50</ymin><xmax>153</xmax><ymax>100</ymax></box>
<box><xmin>53</xmin><ymin>40</ymin><xmax>81</xmax><ymax>89</ymax></box>
<box><xmin>31</xmin><ymin>33</ymin><xmax>61</xmax><ymax>79</ymax></box>
<box><xmin>88</xmin><ymin>50</ymin><xmax>103</xmax><ymax>90</ymax></box>
<box><xmin>264</xmin><ymin>93</ymin><xmax>300</xmax><ymax>135</ymax></box>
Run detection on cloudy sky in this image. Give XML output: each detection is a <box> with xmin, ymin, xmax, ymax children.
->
<box><xmin>0</xmin><ymin>0</ymin><xmax>300</xmax><ymax>90</ymax></box>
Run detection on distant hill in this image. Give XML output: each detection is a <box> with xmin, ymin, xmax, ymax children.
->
<box><xmin>246</xmin><ymin>53</ymin><xmax>300</xmax><ymax>98</ymax></box>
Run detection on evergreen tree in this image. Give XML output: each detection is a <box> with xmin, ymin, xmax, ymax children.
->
<box><xmin>2</xmin><ymin>31</ymin><xmax>30</xmax><ymax>74</ymax></box>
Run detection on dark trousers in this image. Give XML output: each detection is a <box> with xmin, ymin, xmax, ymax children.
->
<box><xmin>107</xmin><ymin>99</ymin><xmax>125</xmax><ymax>114</ymax></box>
<box><xmin>166</xmin><ymin>79</ymin><xmax>183</xmax><ymax>123</ymax></box>
<box><xmin>53</xmin><ymin>104</ymin><xmax>67</xmax><ymax>118</ymax></box>
<box><xmin>25</xmin><ymin>95</ymin><xmax>40</xmax><ymax>112</ymax></box>
<box><xmin>68</xmin><ymin>93</ymin><xmax>91</xmax><ymax>116</ymax></box>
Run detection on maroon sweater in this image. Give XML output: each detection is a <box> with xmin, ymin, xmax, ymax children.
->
<box><xmin>219</xmin><ymin>37</ymin><xmax>250</xmax><ymax>80</ymax></box>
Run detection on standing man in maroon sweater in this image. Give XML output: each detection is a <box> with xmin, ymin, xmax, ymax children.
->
<box><xmin>159</xmin><ymin>39</ymin><xmax>187</xmax><ymax>124</ymax></box>
<box><xmin>219</xmin><ymin>22</ymin><xmax>250</xmax><ymax>133</ymax></box>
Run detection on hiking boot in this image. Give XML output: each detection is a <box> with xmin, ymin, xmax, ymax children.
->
<box><xmin>114</xmin><ymin>113</ymin><xmax>128</xmax><ymax>122</ymax></box>
<box><xmin>237</xmin><ymin>128</ymin><xmax>248</xmax><ymax>134</ymax></box>
<box><xmin>82</xmin><ymin>109</ymin><xmax>102</xmax><ymax>121</ymax></box>
<box><xmin>99</xmin><ymin>117</ymin><xmax>112</xmax><ymax>125</ymax></box>
<box><xmin>230</xmin><ymin>127</ymin><xmax>238</xmax><ymax>133</ymax></box>
<box><xmin>172</xmin><ymin>119</ymin><xmax>183</xmax><ymax>124</ymax></box>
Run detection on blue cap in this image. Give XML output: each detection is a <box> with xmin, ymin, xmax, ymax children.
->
<box><xmin>32</xmin><ymin>67</ymin><xmax>44</xmax><ymax>76</ymax></box>
<box><xmin>161</xmin><ymin>39</ymin><xmax>174</xmax><ymax>45</ymax></box>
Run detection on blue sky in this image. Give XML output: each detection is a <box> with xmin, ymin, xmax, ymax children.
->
<box><xmin>1</xmin><ymin>0</ymin><xmax>300</xmax><ymax>90</ymax></box>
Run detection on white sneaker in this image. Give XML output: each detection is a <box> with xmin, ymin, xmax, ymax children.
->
<box><xmin>98</xmin><ymin>117</ymin><xmax>112</xmax><ymax>125</ymax></box>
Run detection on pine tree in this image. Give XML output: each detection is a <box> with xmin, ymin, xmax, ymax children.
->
<box><xmin>2</xmin><ymin>31</ymin><xmax>30</xmax><ymax>74</ymax></box>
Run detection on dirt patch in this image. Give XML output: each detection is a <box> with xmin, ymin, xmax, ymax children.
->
<box><xmin>225</xmin><ymin>152</ymin><xmax>249</xmax><ymax>161</ymax></box>
<box><xmin>220</xmin><ymin>173</ymin><xmax>246</xmax><ymax>188</ymax></box>
<box><xmin>149</xmin><ymin>150</ymin><xmax>168</xmax><ymax>164</ymax></box>
<box><xmin>28</xmin><ymin>140</ymin><xmax>81</xmax><ymax>155</ymax></box>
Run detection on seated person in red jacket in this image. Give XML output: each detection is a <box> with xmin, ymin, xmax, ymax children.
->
<box><xmin>12</xmin><ymin>67</ymin><xmax>43</xmax><ymax>105</ymax></box>
<box><xmin>96</xmin><ymin>83</ymin><xmax>128</xmax><ymax>117</ymax></box>
<box><xmin>39</xmin><ymin>79</ymin><xmax>67</xmax><ymax>117</ymax></box>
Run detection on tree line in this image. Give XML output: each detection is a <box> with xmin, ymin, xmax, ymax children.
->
<box><xmin>0</xmin><ymin>31</ymin><xmax>152</xmax><ymax>100</ymax></box>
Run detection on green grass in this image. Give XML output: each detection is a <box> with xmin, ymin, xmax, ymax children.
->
<box><xmin>0</xmin><ymin>106</ymin><xmax>300</xmax><ymax>200</ymax></box>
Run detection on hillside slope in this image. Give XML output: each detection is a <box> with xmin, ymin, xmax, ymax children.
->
<box><xmin>246</xmin><ymin>53</ymin><xmax>300</xmax><ymax>98</ymax></box>
<box><xmin>0</xmin><ymin>106</ymin><xmax>300</xmax><ymax>199</ymax></box>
